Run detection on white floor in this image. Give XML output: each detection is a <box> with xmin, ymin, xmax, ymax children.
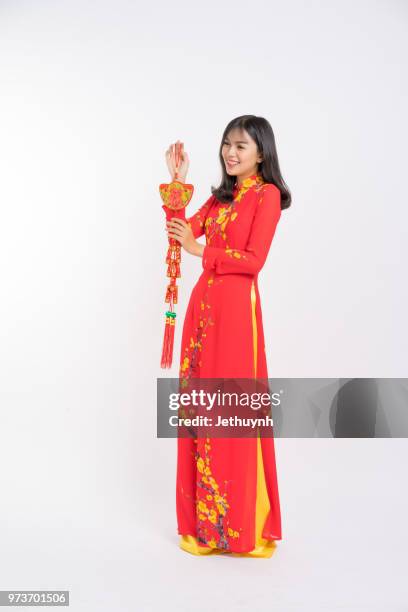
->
<box><xmin>1</xmin><ymin>439</ymin><xmax>408</xmax><ymax>611</ymax></box>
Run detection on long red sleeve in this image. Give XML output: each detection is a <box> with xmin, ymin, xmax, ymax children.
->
<box><xmin>185</xmin><ymin>194</ymin><xmax>216</xmax><ymax>239</ymax></box>
<box><xmin>202</xmin><ymin>184</ymin><xmax>281</xmax><ymax>275</ymax></box>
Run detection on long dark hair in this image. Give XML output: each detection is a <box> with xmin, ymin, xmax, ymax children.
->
<box><xmin>211</xmin><ymin>115</ymin><xmax>291</xmax><ymax>210</ymax></box>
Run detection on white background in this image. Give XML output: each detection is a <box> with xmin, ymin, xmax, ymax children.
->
<box><xmin>0</xmin><ymin>1</ymin><xmax>407</xmax><ymax>610</ymax></box>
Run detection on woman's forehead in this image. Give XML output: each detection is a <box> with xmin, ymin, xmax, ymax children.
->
<box><xmin>225</xmin><ymin>128</ymin><xmax>253</xmax><ymax>144</ymax></box>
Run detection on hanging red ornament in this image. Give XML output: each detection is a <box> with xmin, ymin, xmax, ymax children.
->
<box><xmin>159</xmin><ymin>141</ymin><xmax>194</xmax><ymax>368</ymax></box>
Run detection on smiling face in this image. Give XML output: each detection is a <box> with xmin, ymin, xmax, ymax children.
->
<box><xmin>221</xmin><ymin>127</ymin><xmax>263</xmax><ymax>185</ymax></box>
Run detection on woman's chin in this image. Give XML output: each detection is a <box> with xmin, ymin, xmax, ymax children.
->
<box><xmin>225</xmin><ymin>167</ymin><xmax>239</xmax><ymax>176</ymax></box>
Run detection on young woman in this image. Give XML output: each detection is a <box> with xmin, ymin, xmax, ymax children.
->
<box><xmin>165</xmin><ymin>115</ymin><xmax>291</xmax><ymax>557</ymax></box>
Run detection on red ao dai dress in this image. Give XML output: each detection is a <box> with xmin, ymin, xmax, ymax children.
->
<box><xmin>175</xmin><ymin>173</ymin><xmax>282</xmax><ymax>557</ymax></box>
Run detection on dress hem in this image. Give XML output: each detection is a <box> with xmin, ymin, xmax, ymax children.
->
<box><xmin>178</xmin><ymin>533</ymin><xmax>280</xmax><ymax>558</ymax></box>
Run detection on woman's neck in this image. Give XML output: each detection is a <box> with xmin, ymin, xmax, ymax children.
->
<box><xmin>236</xmin><ymin>171</ymin><xmax>261</xmax><ymax>187</ymax></box>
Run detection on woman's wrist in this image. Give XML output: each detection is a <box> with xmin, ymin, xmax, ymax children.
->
<box><xmin>192</xmin><ymin>243</ymin><xmax>205</xmax><ymax>258</ymax></box>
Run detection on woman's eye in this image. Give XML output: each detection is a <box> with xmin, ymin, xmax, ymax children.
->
<box><xmin>223</xmin><ymin>142</ymin><xmax>244</xmax><ymax>149</ymax></box>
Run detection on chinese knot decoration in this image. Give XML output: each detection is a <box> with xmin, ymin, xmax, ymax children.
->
<box><xmin>158</xmin><ymin>142</ymin><xmax>194</xmax><ymax>368</ymax></box>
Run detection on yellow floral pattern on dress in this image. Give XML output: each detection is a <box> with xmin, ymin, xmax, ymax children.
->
<box><xmin>234</xmin><ymin>174</ymin><xmax>265</xmax><ymax>202</ymax></box>
<box><xmin>195</xmin><ymin>437</ymin><xmax>241</xmax><ymax>550</ymax></box>
<box><xmin>179</xmin><ymin>275</ymin><xmax>223</xmax><ymax>388</ymax></box>
<box><xmin>225</xmin><ymin>248</ymin><xmax>248</xmax><ymax>260</ymax></box>
<box><xmin>205</xmin><ymin>174</ymin><xmax>264</xmax><ymax>248</ymax></box>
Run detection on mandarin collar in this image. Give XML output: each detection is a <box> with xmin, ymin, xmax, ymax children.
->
<box><xmin>233</xmin><ymin>173</ymin><xmax>264</xmax><ymax>194</ymax></box>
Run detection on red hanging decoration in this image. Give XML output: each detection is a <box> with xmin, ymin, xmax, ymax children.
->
<box><xmin>159</xmin><ymin>142</ymin><xmax>194</xmax><ymax>368</ymax></box>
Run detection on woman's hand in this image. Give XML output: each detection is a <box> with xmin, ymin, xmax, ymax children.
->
<box><xmin>166</xmin><ymin>217</ymin><xmax>203</xmax><ymax>256</ymax></box>
<box><xmin>165</xmin><ymin>140</ymin><xmax>190</xmax><ymax>182</ymax></box>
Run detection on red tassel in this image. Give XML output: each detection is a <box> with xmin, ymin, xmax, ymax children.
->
<box><xmin>161</xmin><ymin>310</ymin><xmax>176</xmax><ymax>368</ymax></box>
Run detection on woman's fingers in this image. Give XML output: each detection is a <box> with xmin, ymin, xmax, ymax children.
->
<box><xmin>167</xmin><ymin>231</ymin><xmax>183</xmax><ymax>243</ymax></box>
<box><xmin>167</xmin><ymin>228</ymin><xmax>184</xmax><ymax>238</ymax></box>
<box><xmin>166</xmin><ymin>142</ymin><xmax>187</xmax><ymax>160</ymax></box>
<box><xmin>166</xmin><ymin>144</ymin><xmax>175</xmax><ymax>158</ymax></box>
<box><xmin>167</xmin><ymin>217</ymin><xmax>187</xmax><ymax>227</ymax></box>
<box><xmin>165</xmin><ymin>142</ymin><xmax>188</xmax><ymax>182</ymax></box>
<box><xmin>166</xmin><ymin>220</ymin><xmax>184</xmax><ymax>229</ymax></box>
<box><xmin>166</xmin><ymin>218</ymin><xmax>188</xmax><ymax>241</ymax></box>
<box><xmin>166</xmin><ymin>222</ymin><xmax>187</xmax><ymax>235</ymax></box>
<box><xmin>165</xmin><ymin>143</ymin><xmax>188</xmax><ymax>163</ymax></box>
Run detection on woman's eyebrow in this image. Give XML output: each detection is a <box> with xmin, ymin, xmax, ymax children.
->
<box><xmin>224</xmin><ymin>139</ymin><xmax>248</xmax><ymax>144</ymax></box>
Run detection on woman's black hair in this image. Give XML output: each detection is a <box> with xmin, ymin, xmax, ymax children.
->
<box><xmin>211</xmin><ymin>115</ymin><xmax>291</xmax><ymax>210</ymax></box>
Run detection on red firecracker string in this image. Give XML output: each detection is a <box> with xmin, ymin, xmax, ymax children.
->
<box><xmin>159</xmin><ymin>141</ymin><xmax>194</xmax><ymax>369</ymax></box>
